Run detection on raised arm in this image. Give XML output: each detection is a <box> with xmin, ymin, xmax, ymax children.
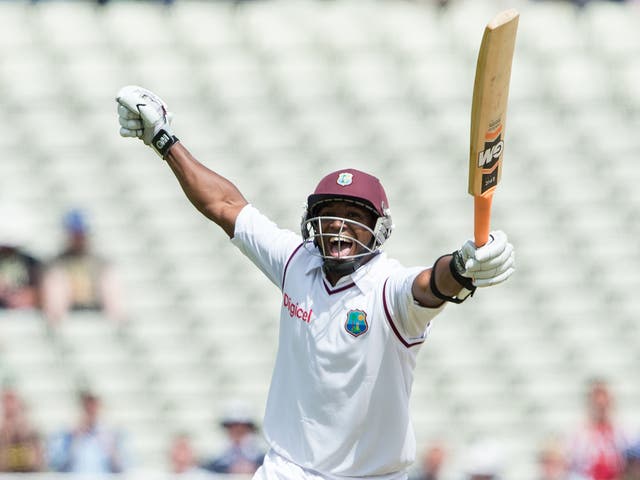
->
<box><xmin>116</xmin><ymin>86</ymin><xmax>247</xmax><ymax>238</ymax></box>
<box><xmin>163</xmin><ymin>144</ymin><xmax>248</xmax><ymax>238</ymax></box>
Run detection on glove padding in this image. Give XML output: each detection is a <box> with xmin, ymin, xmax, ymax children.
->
<box><xmin>454</xmin><ymin>230</ymin><xmax>515</xmax><ymax>287</ymax></box>
<box><xmin>116</xmin><ymin>85</ymin><xmax>178</xmax><ymax>158</ymax></box>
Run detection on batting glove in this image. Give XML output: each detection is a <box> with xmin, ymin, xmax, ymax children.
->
<box><xmin>452</xmin><ymin>230</ymin><xmax>515</xmax><ymax>287</ymax></box>
<box><xmin>116</xmin><ymin>85</ymin><xmax>178</xmax><ymax>158</ymax></box>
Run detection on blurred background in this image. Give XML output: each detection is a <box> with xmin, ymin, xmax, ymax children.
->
<box><xmin>0</xmin><ymin>0</ymin><xmax>639</xmax><ymax>479</ymax></box>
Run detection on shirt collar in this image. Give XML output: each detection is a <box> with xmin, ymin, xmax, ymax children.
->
<box><xmin>304</xmin><ymin>253</ymin><xmax>324</xmax><ymax>275</ymax></box>
<box><xmin>304</xmin><ymin>250</ymin><xmax>385</xmax><ymax>293</ymax></box>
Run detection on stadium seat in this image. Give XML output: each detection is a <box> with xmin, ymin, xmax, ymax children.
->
<box><xmin>1</xmin><ymin>1</ymin><xmax>639</xmax><ymax>477</ymax></box>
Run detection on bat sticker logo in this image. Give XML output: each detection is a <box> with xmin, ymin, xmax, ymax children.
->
<box><xmin>477</xmin><ymin>129</ymin><xmax>503</xmax><ymax>193</ymax></box>
<box><xmin>477</xmin><ymin>136</ymin><xmax>504</xmax><ymax>169</ymax></box>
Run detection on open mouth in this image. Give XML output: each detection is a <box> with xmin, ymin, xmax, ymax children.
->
<box><xmin>327</xmin><ymin>236</ymin><xmax>354</xmax><ymax>258</ymax></box>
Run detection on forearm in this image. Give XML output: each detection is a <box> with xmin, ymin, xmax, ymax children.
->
<box><xmin>412</xmin><ymin>256</ymin><xmax>466</xmax><ymax>308</ymax></box>
<box><xmin>164</xmin><ymin>143</ymin><xmax>248</xmax><ymax>238</ymax></box>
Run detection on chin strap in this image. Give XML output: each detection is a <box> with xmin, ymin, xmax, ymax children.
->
<box><xmin>322</xmin><ymin>252</ymin><xmax>379</xmax><ymax>277</ymax></box>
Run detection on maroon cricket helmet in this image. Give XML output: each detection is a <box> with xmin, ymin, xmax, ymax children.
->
<box><xmin>306</xmin><ymin>168</ymin><xmax>390</xmax><ymax>218</ymax></box>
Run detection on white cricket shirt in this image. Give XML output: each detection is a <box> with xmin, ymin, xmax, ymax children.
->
<box><xmin>231</xmin><ymin>205</ymin><xmax>444</xmax><ymax>478</ymax></box>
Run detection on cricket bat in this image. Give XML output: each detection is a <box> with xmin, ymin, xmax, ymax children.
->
<box><xmin>468</xmin><ymin>9</ymin><xmax>519</xmax><ymax>247</ymax></box>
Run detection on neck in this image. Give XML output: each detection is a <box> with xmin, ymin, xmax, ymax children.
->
<box><xmin>325</xmin><ymin>270</ymin><xmax>342</xmax><ymax>286</ymax></box>
<box><xmin>322</xmin><ymin>252</ymin><xmax>378</xmax><ymax>285</ymax></box>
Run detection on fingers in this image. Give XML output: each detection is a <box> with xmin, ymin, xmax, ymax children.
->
<box><xmin>116</xmin><ymin>85</ymin><xmax>146</xmax><ymax>113</ymax></box>
<box><xmin>117</xmin><ymin>104</ymin><xmax>142</xmax><ymax>138</ymax></box>
<box><xmin>461</xmin><ymin>230</ymin><xmax>515</xmax><ymax>288</ymax></box>
<box><xmin>116</xmin><ymin>85</ymin><xmax>165</xmax><ymax>121</ymax></box>
<box><xmin>118</xmin><ymin>114</ymin><xmax>142</xmax><ymax>131</ymax></box>
<box><xmin>118</xmin><ymin>104</ymin><xmax>139</xmax><ymax>120</ymax></box>
<box><xmin>473</xmin><ymin>266</ymin><xmax>515</xmax><ymax>287</ymax></box>
<box><xmin>473</xmin><ymin>230</ymin><xmax>508</xmax><ymax>262</ymax></box>
<box><xmin>116</xmin><ymin>88</ymin><xmax>163</xmax><ymax>142</ymax></box>
<box><xmin>470</xmin><ymin>250</ymin><xmax>515</xmax><ymax>280</ymax></box>
<box><xmin>465</xmin><ymin>242</ymin><xmax>513</xmax><ymax>274</ymax></box>
<box><xmin>115</xmin><ymin>85</ymin><xmax>176</xmax><ymax>157</ymax></box>
<box><xmin>119</xmin><ymin>127</ymin><xmax>142</xmax><ymax>138</ymax></box>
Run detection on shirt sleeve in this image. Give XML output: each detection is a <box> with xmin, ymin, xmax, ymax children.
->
<box><xmin>231</xmin><ymin>204</ymin><xmax>302</xmax><ymax>289</ymax></box>
<box><xmin>384</xmin><ymin>266</ymin><xmax>445</xmax><ymax>343</ymax></box>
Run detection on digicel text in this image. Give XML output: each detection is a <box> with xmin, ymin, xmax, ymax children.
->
<box><xmin>282</xmin><ymin>293</ymin><xmax>313</xmax><ymax>323</ymax></box>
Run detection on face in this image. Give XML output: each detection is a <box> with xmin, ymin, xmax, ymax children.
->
<box><xmin>315</xmin><ymin>201</ymin><xmax>376</xmax><ymax>260</ymax></box>
<box><xmin>81</xmin><ymin>395</ymin><xmax>100</xmax><ymax>421</ymax></box>
<box><xmin>539</xmin><ymin>449</ymin><xmax>566</xmax><ymax>480</ymax></box>
<box><xmin>68</xmin><ymin>231</ymin><xmax>88</xmax><ymax>253</ymax></box>
<box><xmin>226</xmin><ymin>422</ymin><xmax>254</xmax><ymax>444</ymax></box>
<box><xmin>1</xmin><ymin>389</ymin><xmax>21</xmax><ymax>419</ymax></box>
<box><xmin>588</xmin><ymin>382</ymin><xmax>612</xmax><ymax>422</ymax></box>
<box><xmin>170</xmin><ymin>435</ymin><xmax>195</xmax><ymax>473</ymax></box>
<box><xmin>423</xmin><ymin>444</ymin><xmax>446</xmax><ymax>473</ymax></box>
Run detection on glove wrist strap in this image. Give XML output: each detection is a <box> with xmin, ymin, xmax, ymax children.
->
<box><xmin>151</xmin><ymin>129</ymin><xmax>179</xmax><ymax>159</ymax></box>
<box><xmin>429</xmin><ymin>254</ymin><xmax>475</xmax><ymax>304</ymax></box>
<box><xmin>450</xmin><ymin>250</ymin><xmax>476</xmax><ymax>291</ymax></box>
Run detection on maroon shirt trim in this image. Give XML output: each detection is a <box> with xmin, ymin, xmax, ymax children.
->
<box><xmin>282</xmin><ymin>243</ymin><xmax>306</xmax><ymax>289</ymax></box>
<box><xmin>323</xmin><ymin>278</ymin><xmax>356</xmax><ymax>295</ymax></box>
<box><xmin>382</xmin><ymin>278</ymin><xmax>425</xmax><ymax>348</ymax></box>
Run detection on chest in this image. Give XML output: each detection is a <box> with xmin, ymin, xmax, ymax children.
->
<box><xmin>279</xmin><ymin>271</ymin><xmax>389</xmax><ymax>359</ymax></box>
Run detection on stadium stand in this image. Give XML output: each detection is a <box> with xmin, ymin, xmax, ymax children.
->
<box><xmin>0</xmin><ymin>0</ymin><xmax>639</xmax><ymax>478</ymax></box>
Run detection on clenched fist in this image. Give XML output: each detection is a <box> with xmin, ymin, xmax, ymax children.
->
<box><xmin>116</xmin><ymin>85</ymin><xmax>178</xmax><ymax>158</ymax></box>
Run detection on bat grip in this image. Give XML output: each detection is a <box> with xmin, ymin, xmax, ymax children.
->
<box><xmin>474</xmin><ymin>194</ymin><xmax>493</xmax><ymax>247</ymax></box>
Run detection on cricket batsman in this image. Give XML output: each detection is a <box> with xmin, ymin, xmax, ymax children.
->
<box><xmin>116</xmin><ymin>86</ymin><xmax>515</xmax><ymax>480</ymax></box>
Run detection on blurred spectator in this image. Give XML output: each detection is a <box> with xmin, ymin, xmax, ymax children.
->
<box><xmin>463</xmin><ymin>439</ymin><xmax>504</xmax><ymax>480</ymax></box>
<box><xmin>405</xmin><ymin>0</ymin><xmax>452</xmax><ymax>7</ymax></box>
<box><xmin>95</xmin><ymin>0</ymin><xmax>174</xmax><ymax>4</ymax></box>
<box><xmin>201</xmin><ymin>401</ymin><xmax>265</xmax><ymax>474</ymax></box>
<box><xmin>538</xmin><ymin>436</ymin><xmax>587</xmax><ymax>480</ymax></box>
<box><xmin>531</xmin><ymin>0</ymin><xmax>628</xmax><ymax>6</ymax></box>
<box><xmin>410</xmin><ymin>441</ymin><xmax>447</xmax><ymax>480</ymax></box>
<box><xmin>624</xmin><ymin>442</ymin><xmax>640</xmax><ymax>480</ymax></box>
<box><xmin>0</xmin><ymin>384</ymin><xmax>44</xmax><ymax>472</ymax></box>
<box><xmin>32</xmin><ymin>0</ymin><xmax>174</xmax><ymax>4</ymax></box>
<box><xmin>42</xmin><ymin>209</ymin><xmax>124</xmax><ymax>326</ymax></box>
<box><xmin>169</xmin><ymin>432</ymin><xmax>207</xmax><ymax>475</ymax></box>
<box><xmin>0</xmin><ymin>205</ymin><xmax>42</xmax><ymax>310</ymax></box>
<box><xmin>48</xmin><ymin>390</ymin><xmax>129</xmax><ymax>473</ymax></box>
<box><xmin>566</xmin><ymin>378</ymin><xmax>629</xmax><ymax>480</ymax></box>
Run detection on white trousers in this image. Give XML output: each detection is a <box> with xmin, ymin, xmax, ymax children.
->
<box><xmin>252</xmin><ymin>450</ymin><xmax>408</xmax><ymax>480</ymax></box>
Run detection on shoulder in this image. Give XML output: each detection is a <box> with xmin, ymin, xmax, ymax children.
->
<box><xmin>368</xmin><ymin>254</ymin><xmax>417</xmax><ymax>286</ymax></box>
<box><xmin>234</xmin><ymin>204</ymin><xmax>277</xmax><ymax>233</ymax></box>
<box><xmin>234</xmin><ymin>205</ymin><xmax>301</xmax><ymax>253</ymax></box>
<box><xmin>235</xmin><ymin>205</ymin><xmax>299</xmax><ymax>242</ymax></box>
<box><xmin>282</xmin><ymin>242</ymin><xmax>320</xmax><ymax>279</ymax></box>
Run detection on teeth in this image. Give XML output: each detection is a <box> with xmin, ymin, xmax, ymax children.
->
<box><xmin>330</xmin><ymin>237</ymin><xmax>352</xmax><ymax>244</ymax></box>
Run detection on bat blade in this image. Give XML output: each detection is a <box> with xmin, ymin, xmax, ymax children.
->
<box><xmin>468</xmin><ymin>9</ymin><xmax>519</xmax><ymax>247</ymax></box>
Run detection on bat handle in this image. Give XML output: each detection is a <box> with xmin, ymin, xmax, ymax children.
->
<box><xmin>474</xmin><ymin>193</ymin><xmax>493</xmax><ymax>247</ymax></box>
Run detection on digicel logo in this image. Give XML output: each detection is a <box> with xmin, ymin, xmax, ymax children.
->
<box><xmin>282</xmin><ymin>293</ymin><xmax>313</xmax><ymax>324</ymax></box>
